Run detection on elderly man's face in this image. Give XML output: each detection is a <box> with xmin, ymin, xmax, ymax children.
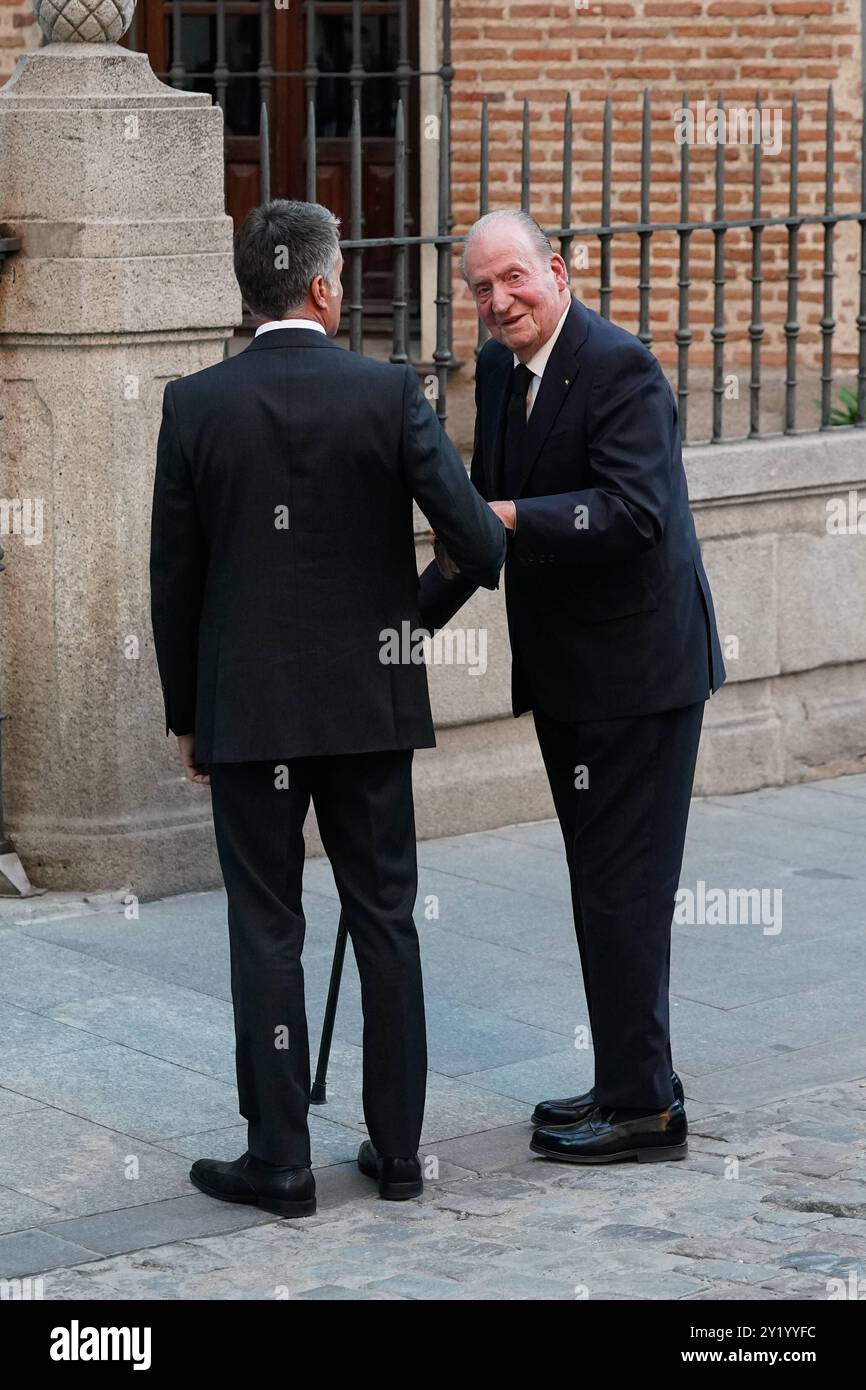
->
<box><xmin>464</xmin><ymin>224</ymin><xmax>570</xmax><ymax>361</ymax></box>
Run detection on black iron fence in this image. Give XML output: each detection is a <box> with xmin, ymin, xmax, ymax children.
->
<box><xmin>140</xmin><ymin>1</ymin><xmax>866</xmax><ymax>446</ymax></box>
<box><xmin>259</xmin><ymin>79</ymin><xmax>866</xmax><ymax>446</ymax></box>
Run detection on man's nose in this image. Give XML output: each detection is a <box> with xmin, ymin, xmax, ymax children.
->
<box><xmin>491</xmin><ymin>285</ymin><xmax>513</xmax><ymax>317</ymax></box>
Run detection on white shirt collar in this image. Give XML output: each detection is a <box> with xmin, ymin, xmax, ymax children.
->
<box><xmin>255</xmin><ymin>318</ymin><xmax>327</xmax><ymax>337</ymax></box>
<box><xmin>513</xmin><ymin>301</ymin><xmax>571</xmax><ymax>379</ymax></box>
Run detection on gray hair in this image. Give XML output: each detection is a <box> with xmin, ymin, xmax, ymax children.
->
<box><xmin>460</xmin><ymin>210</ymin><xmax>553</xmax><ymax>283</ymax></box>
<box><xmin>233</xmin><ymin>200</ymin><xmax>341</xmax><ymax>319</ymax></box>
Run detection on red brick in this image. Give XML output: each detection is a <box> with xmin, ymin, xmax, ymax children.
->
<box><xmin>645</xmin><ymin>2</ymin><xmax>705</xmax><ymax>13</ymax></box>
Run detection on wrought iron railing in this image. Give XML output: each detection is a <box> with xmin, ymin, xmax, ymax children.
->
<box><xmin>141</xmin><ymin>0</ymin><xmax>865</xmax><ymax>446</ymax></box>
<box><xmin>259</xmin><ymin>81</ymin><xmax>866</xmax><ymax>446</ymax></box>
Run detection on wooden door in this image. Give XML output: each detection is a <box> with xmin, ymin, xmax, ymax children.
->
<box><xmin>131</xmin><ymin>1</ymin><xmax>419</xmax><ymax>320</ymax></box>
<box><xmin>129</xmin><ymin>1</ymin><xmax>293</xmax><ymax>227</ymax></box>
<box><xmin>308</xmin><ymin>2</ymin><xmax>418</xmax><ymax>309</ymax></box>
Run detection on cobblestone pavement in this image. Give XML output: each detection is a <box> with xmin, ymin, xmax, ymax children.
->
<box><xmin>1</xmin><ymin>775</ymin><xmax>865</xmax><ymax>1300</ymax></box>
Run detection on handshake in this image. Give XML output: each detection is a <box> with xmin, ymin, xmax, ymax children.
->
<box><xmin>435</xmin><ymin>498</ymin><xmax>517</xmax><ymax>578</ymax></box>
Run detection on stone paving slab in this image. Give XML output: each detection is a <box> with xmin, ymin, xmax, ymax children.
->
<box><xmin>0</xmin><ymin>1228</ymin><xmax>103</xmax><ymax>1279</ymax></box>
<box><xmin>684</xmin><ymin>801</ymin><xmax>864</xmax><ymax>876</ymax></box>
<box><xmin>0</xmin><ymin>773</ymin><xmax>864</xmax><ymax>1298</ymax></box>
<box><xmin>156</xmin><ymin>1114</ymin><xmax>375</xmax><ymax>1170</ymax></box>
<box><xmin>0</xmin><ymin>1108</ymin><xmax>202</xmax><ymax>1221</ymax></box>
<box><xmin>37</xmin><ymin>1193</ymin><xmax>275</xmax><ymax>1260</ymax></box>
<box><xmin>46</xmin><ymin>985</ymin><xmax>238</xmax><ymax>1083</ymax></box>
<box><xmin>0</xmin><ymin>1182</ymin><xmax>62</xmax><ymax>1235</ymax></box>
<box><xmin>17</xmin><ymin>1077</ymin><xmax>866</xmax><ymax>1299</ymax></box>
<box><xmin>669</xmin><ymin>930</ymin><xmax>864</xmax><ymax>1010</ymax></box>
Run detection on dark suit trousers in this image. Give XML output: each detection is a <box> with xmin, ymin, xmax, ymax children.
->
<box><xmin>209</xmin><ymin>750</ymin><xmax>427</xmax><ymax>1166</ymax></box>
<box><xmin>532</xmin><ymin>701</ymin><xmax>705</xmax><ymax>1110</ymax></box>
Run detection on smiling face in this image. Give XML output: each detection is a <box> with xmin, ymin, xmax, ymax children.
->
<box><xmin>464</xmin><ymin>221</ymin><xmax>570</xmax><ymax>362</ymax></box>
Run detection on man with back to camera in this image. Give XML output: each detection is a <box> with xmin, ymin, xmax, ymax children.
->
<box><xmin>150</xmin><ymin>200</ymin><xmax>506</xmax><ymax>1216</ymax></box>
<box><xmin>419</xmin><ymin>210</ymin><xmax>726</xmax><ymax>1165</ymax></box>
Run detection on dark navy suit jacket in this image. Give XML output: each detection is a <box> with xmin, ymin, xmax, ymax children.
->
<box><xmin>419</xmin><ymin>296</ymin><xmax>726</xmax><ymax>721</ymax></box>
<box><xmin>150</xmin><ymin>327</ymin><xmax>506</xmax><ymax>762</ymax></box>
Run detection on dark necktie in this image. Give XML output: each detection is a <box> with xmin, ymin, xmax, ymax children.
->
<box><xmin>501</xmin><ymin>363</ymin><xmax>534</xmax><ymax>499</ymax></box>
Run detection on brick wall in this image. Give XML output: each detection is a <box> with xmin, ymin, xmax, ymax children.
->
<box><xmin>449</xmin><ymin>0</ymin><xmax>863</xmax><ymax>374</ymax></box>
<box><xmin>0</xmin><ymin>0</ymin><xmax>38</xmax><ymax>82</ymax></box>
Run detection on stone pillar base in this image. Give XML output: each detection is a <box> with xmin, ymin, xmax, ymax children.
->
<box><xmin>0</xmin><ymin>42</ymin><xmax>240</xmax><ymax>893</ymax></box>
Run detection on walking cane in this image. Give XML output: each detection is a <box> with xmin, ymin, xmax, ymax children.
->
<box><xmin>310</xmin><ymin>912</ymin><xmax>348</xmax><ymax>1104</ymax></box>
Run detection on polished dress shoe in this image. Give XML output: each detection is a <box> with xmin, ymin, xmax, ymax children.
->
<box><xmin>530</xmin><ymin>1100</ymin><xmax>688</xmax><ymax>1165</ymax></box>
<box><xmin>357</xmin><ymin>1139</ymin><xmax>423</xmax><ymax>1200</ymax></box>
<box><xmin>531</xmin><ymin>1071</ymin><xmax>684</xmax><ymax>1129</ymax></box>
<box><xmin>189</xmin><ymin>1152</ymin><xmax>316</xmax><ymax>1218</ymax></box>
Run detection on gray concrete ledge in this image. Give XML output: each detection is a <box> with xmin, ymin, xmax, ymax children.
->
<box><xmin>685</xmin><ymin>430</ymin><xmax>866</xmax><ymax>504</ymax></box>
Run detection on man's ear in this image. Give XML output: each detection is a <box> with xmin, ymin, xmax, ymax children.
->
<box><xmin>311</xmin><ymin>274</ymin><xmax>328</xmax><ymax>309</ymax></box>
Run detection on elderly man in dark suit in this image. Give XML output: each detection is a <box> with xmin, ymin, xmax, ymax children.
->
<box><xmin>420</xmin><ymin>210</ymin><xmax>725</xmax><ymax>1166</ymax></box>
<box><xmin>150</xmin><ymin>200</ymin><xmax>506</xmax><ymax>1216</ymax></box>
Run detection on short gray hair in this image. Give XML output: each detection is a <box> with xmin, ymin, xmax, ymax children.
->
<box><xmin>233</xmin><ymin>200</ymin><xmax>341</xmax><ymax>319</ymax></box>
<box><xmin>461</xmin><ymin>210</ymin><xmax>553</xmax><ymax>283</ymax></box>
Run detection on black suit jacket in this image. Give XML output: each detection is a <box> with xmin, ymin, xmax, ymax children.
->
<box><xmin>150</xmin><ymin>327</ymin><xmax>506</xmax><ymax>761</ymax></box>
<box><xmin>419</xmin><ymin>297</ymin><xmax>726</xmax><ymax>722</ymax></box>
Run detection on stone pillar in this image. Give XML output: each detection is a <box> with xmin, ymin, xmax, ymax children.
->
<box><xmin>0</xmin><ymin>6</ymin><xmax>240</xmax><ymax>895</ymax></box>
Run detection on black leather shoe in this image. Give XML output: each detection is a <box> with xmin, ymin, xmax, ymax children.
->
<box><xmin>530</xmin><ymin>1100</ymin><xmax>688</xmax><ymax>1164</ymax></box>
<box><xmin>357</xmin><ymin>1139</ymin><xmax>423</xmax><ymax>1200</ymax></box>
<box><xmin>189</xmin><ymin>1152</ymin><xmax>316</xmax><ymax>1218</ymax></box>
<box><xmin>531</xmin><ymin>1071</ymin><xmax>684</xmax><ymax>1129</ymax></box>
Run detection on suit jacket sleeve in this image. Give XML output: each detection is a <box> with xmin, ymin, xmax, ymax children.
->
<box><xmin>511</xmin><ymin>345</ymin><xmax>673</xmax><ymax>565</ymax></box>
<box><xmin>414</xmin><ymin>365</ymin><xmax>496</xmax><ymax>632</ymax></box>
<box><xmin>149</xmin><ymin>381</ymin><xmax>208</xmax><ymax>737</ymax></box>
<box><xmin>402</xmin><ymin>366</ymin><xmax>504</xmax><ymax>624</ymax></box>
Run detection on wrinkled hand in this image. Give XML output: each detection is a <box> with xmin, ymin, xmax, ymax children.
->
<box><xmin>177</xmin><ymin>732</ymin><xmax>210</xmax><ymax>786</ymax></box>
<box><xmin>488</xmin><ymin>500</ymin><xmax>516</xmax><ymax>530</ymax></box>
<box><xmin>434</xmin><ymin>536</ymin><xmax>461</xmax><ymax>580</ymax></box>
